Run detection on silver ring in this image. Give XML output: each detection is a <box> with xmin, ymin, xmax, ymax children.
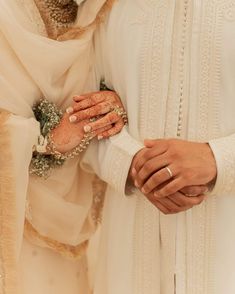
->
<box><xmin>165</xmin><ymin>166</ymin><xmax>173</xmax><ymax>179</ymax></box>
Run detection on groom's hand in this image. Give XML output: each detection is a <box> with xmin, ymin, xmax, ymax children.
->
<box><xmin>132</xmin><ymin>139</ymin><xmax>216</xmax><ymax>198</ymax></box>
<box><xmin>129</xmin><ymin>139</ymin><xmax>215</xmax><ymax>214</ymax></box>
<box><xmin>145</xmin><ymin>191</ymin><xmax>206</xmax><ymax>215</ymax></box>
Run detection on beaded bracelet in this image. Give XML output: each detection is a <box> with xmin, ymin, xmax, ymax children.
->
<box><xmin>30</xmin><ymin>99</ymin><xmax>93</xmax><ymax>178</ymax></box>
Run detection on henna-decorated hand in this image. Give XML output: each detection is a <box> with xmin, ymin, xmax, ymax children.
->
<box><xmin>66</xmin><ymin>91</ymin><xmax>127</xmax><ymax>140</ymax></box>
<box><xmin>49</xmin><ymin>112</ymin><xmax>111</xmax><ymax>154</ymax></box>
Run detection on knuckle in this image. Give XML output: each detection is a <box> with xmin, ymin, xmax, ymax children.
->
<box><xmin>143</xmin><ymin>161</ymin><xmax>153</xmax><ymax>173</ymax></box>
<box><xmin>143</xmin><ymin>183</ymin><xmax>151</xmax><ymax>193</ymax></box>
<box><xmin>167</xmin><ymin>148</ymin><xmax>177</xmax><ymax>160</ymax></box>
<box><xmin>137</xmin><ymin>172</ymin><xmax>144</xmax><ymax>182</ymax></box>
<box><xmin>152</xmin><ymin>174</ymin><xmax>160</xmax><ymax>186</ymax></box>
<box><xmin>162</xmin><ymin>185</ymin><xmax>174</xmax><ymax>196</ymax></box>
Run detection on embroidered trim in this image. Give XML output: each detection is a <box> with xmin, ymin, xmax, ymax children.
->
<box><xmin>190</xmin><ymin>2</ymin><xmax>227</xmax><ymax>293</ymax></box>
<box><xmin>24</xmin><ymin>220</ymin><xmax>88</xmax><ymax>260</ymax></box>
<box><xmin>137</xmin><ymin>2</ymin><xmax>172</xmax><ymax>293</ymax></box>
<box><xmin>0</xmin><ymin>110</ymin><xmax>18</xmax><ymax>294</ymax></box>
<box><xmin>176</xmin><ymin>0</ymin><xmax>190</xmax><ymax>138</ymax></box>
<box><xmin>33</xmin><ymin>0</ymin><xmax>76</xmax><ymax>39</ymax></box>
<box><xmin>57</xmin><ymin>0</ymin><xmax>117</xmax><ymax>40</ymax></box>
<box><xmin>90</xmin><ymin>175</ymin><xmax>106</xmax><ymax>225</ymax></box>
<box><xmin>139</xmin><ymin>2</ymin><xmax>169</xmax><ymax>140</ymax></box>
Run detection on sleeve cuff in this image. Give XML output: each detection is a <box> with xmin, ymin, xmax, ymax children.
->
<box><xmin>100</xmin><ymin>128</ymin><xmax>143</xmax><ymax>195</ymax></box>
<box><xmin>209</xmin><ymin>135</ymin><xmax>235</xmax><ymax>196</ymax></box>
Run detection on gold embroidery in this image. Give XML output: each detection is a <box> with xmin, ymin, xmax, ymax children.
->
<box><xmin>24</xmin><ymin>220</ymin><xmax>88</xmax><ymax>260</ymax></box>
<box><xmin>0</xmin><ymin>110</ymin><xmax>18</xmax><ymax>294</ymax></box>
<box><xmin>34</xmin><ymin>0</ymin><xmax>116</xmax><ymax>40</ymax></box>
<box><xmin>57</xmin><ymin>0</ymin><xmax>116</xmax><ymax>40</ymax></box>
<box><xmin>91</xmin><ymin>175</ymin><xmax>106</xmax><ymax>225</ymax></box>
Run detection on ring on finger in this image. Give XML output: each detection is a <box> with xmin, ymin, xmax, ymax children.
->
<box><xmin>165</xmin><ymin>166</ymin><xmax>173</xmax><ymax>179</ymax></box>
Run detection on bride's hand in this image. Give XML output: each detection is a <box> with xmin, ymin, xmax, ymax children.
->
<box><xmin>66</xmin><ymin>91</ymin><xmax>127</xmax><ymax>140</ymax></box>
<box><xmin>49</xmin><ymin>112</ymin><xmax>112</xmax><ymax>154</ymax></box>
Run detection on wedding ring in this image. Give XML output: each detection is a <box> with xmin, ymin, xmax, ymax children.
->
<box><xmin>165</xmin><ymin>166</ymin><xmax>173</xmax><ymax>179</ymax></box>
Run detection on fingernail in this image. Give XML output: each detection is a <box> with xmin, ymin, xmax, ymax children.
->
<box><xmin>141</xmin><ymin>188</ymin><xmax>147</xmax><ymax>194</ymax></box>
<box><xmin>84</xmin><ymin>125</ymin><xmax>92</xmax><ymax>133</ymax></box>
<box><xmin>98</xmin><ymin>135</ymin><xmax>103</xmax><ymax>140</ymax></box>
<box><xmin>204</xmin><ymin>187</ymin><xmax>209</xmax><ymax>194</ymax></box>
<box><xmin>69</xmin><ymin>115</ymin><xmax>77</xmax><ymax>123</ymax></box>
<box><xmin>66</xmin><ymin>107</ymin><xmax>74</xmax><ymax>114</ymax></box>
<box><xmin>73</xmin><ymin>95</ymin><xmax>82</xmax><ymax>101</ymax></box>
<box><xmin>132</xmin><ymin>168</ymin><xmax>137</xmax><ymax>176</ymax></box>
<box><xmin>134</xmin><ymin>180</ymin><xmax>140</xmax><ymax>188</ymax></box>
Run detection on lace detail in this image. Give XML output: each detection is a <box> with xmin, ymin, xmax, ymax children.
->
<box><xmin>133</xmin><ymin>196</ymin><xmax>161</xmax><ymax>294</ymax></box>
<box><xmin>189</xmin><ymin>2</ymin><xmax>229</xmax><ymax>294</ymax></box>
<box><xmin>224</xmin><ymin>4</ymin><xmax>235</xmax><ymax>21</ymax></box>
<box><xmin>136</xmin><ymin>2</ymin><xmax>174</xmax><ymax>293</ymax></box>
<box><xmin>139</xmin><ymin>1</ymin><xmax>169</xmax><ymax>140</ymax></box>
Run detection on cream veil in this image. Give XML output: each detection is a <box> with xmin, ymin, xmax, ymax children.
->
<box><xmin>0</xmin><ymin>0</ymin><xmax>114</xmax><ymax>293</ymax></box>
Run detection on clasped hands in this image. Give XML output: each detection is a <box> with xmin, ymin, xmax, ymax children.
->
<box><xmin>50</xmin><ymin>91</ymin><xmax>125</xmax><ymax>153</ymax></box>
<box><xmin>130</xmin><ymin>139</ymin><xmax>217</xmax><ymax>214</ymax></box>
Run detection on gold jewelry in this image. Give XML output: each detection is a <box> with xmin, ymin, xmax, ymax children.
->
<box><xmin>47</xmin><ymin>132</ymin><xmax>93</xmax><ymax>160</ymax></box>
<box><xmin>89</xmin><ymin>115</ymin><xmax>103</xmax><ymax>123</ymax></box>
<box><xmin>112</xmin><ymin>105</ymin><xmax>128</xmax><ymax>125</ymax></box>
<box><xmin>165</xmin><ymin>166</ymin><xmax>173</xmax><ymax>179</ymax></box>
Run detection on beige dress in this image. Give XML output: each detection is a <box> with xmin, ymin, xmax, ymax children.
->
<box><xmin>0</xmin><ymin>0</ymin><xmax>113</xmax><ymax>293</ymax></box>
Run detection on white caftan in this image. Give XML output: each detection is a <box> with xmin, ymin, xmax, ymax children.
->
<box><xmin>0</xmin><ymin>0</ymin><xmax>112</xmax><ymax>293</ymax></box>
<box><xmin>82</xmin><ymin>1</ymin><xmax>235</xmax><ymax>293</ymax></box>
